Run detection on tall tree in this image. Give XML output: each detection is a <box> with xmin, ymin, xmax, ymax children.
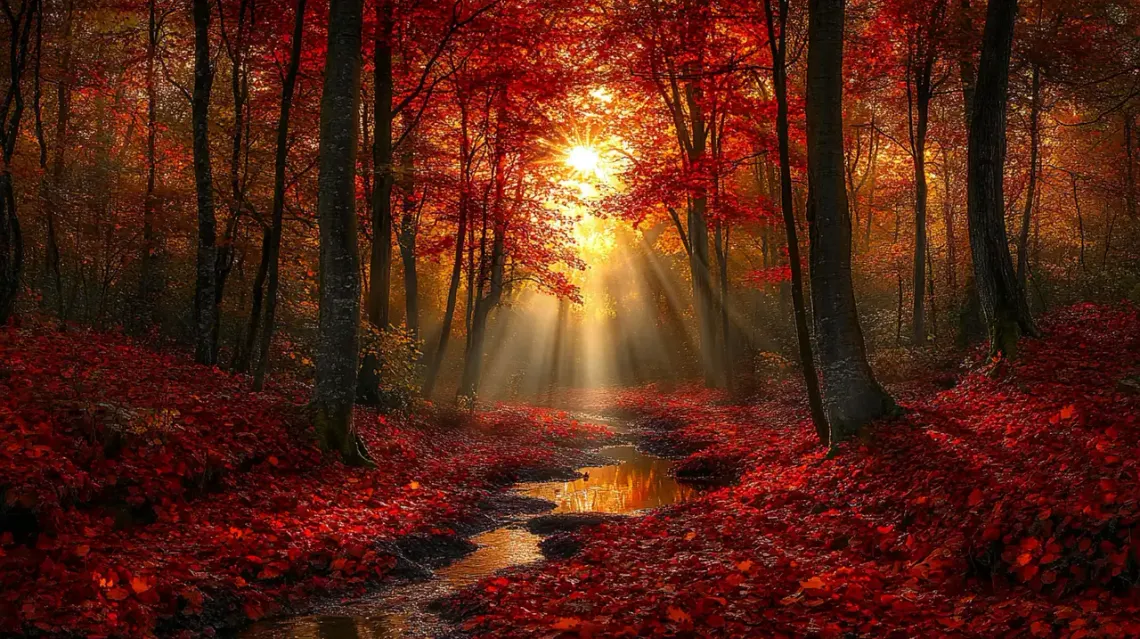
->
<box><xmin>0</xmin><ymin>0</ymin><xmax>40</xmax><ymax>323</ymax></box>
<box><xmin>139</xmin><ymin>0</ymin><xmax>161</xmax><ymax>322</ymax></box>
<box><xmin>806</xmin><ymin>0</ymin><xmax>894</xmax><ymax>443</ymax></box>
<box><xmin>762</xmin><ymin>0</ymin><xmax>828</xmax><ymax>443</ymax></box>
<box><xmin>191</xmin><ymin>0</ymin><xmax>219</xmax><ymax>364</ymax></box>
<box><xmin>252</xmin><ymin>0</ymin><xmax>307</xmax><ymax>391</ymax></box>
<box><xmin>966</xmin><ymin>0</ymin><xmax>1034</xmax><ymax>358</ymax></box>
<box><xmin>314</xmin><ymin>0</ymin><xmax>371</xmax><ymax>465</ymax></box>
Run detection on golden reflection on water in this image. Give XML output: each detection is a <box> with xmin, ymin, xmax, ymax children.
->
<box><xmin>519</xmin><ymin>445</ymin><xmax>695</xmax><ymax>514</ymax></box>
<box><xmin>242</xmin><ymin>445</ymin><xmax>689</xmax><ymax>639</ymax></box>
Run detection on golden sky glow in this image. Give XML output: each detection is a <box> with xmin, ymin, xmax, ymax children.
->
<box><xmin>565</xmin><ymin>145</ymin><xmax>601</xmax><ymax>176</ymax></box>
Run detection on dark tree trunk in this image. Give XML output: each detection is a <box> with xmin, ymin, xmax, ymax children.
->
<box><xmin>192</xmin><ymin>0</ymin><xmax>219</xmax><ymax>365</ymax></box>
<box><xmin>423</xmin><ymin>104</ymin><xmax>472</xmax><ymax>398</ymax></box>
<box><xmin>367</xmin><ymin>0</ymin><xmax>394</xmax><ymax>329</ymax></box>
<box><xmin>139</xmin><ymin>0</ymin><xmax>158</xmax><ymax>323</ymax></box>
<box><xmin>909</xmin><ymin>53</ymin><xmax>934</xmax><ymax>344</ymax></box>
<box><xmin>966</xmin><ymin>0</ymin><xmax>1034</xmax><ymax>359</ymax></box>
<box><xmin>397</xmin><ymin>132</ymin><xmax>419</xmax><ymax>336</ymax></box>
<box><xmin>252</xmin><ymin>0</ymin><xmax>306</xmax><ymax>391</ymax></box>
<box><xmin>763</xmin><ymin>0</ymin><xmax>828</xmax><ymax>443</ymax></box>
<box><xmin>1015</xmin><ymin>62</ymin><xmax>1040</xmax><ymax>292</ymax></box>
<box><xmin>957</xmin><ymin>0</ymin><xmax>977</xmax><ymax>128</ymax></box>
<box><xmin>806</xmin><ymin>0</ymin><xmax>894</xmax><ymax>443</ymax></box>
<box><xmin>314</xmin><ymin>0</ymin><xmax>370</xmax><ymax>465</ymax></box>
<box><xmin>0</xmin><ymin>0</ymin><xmax>39</xmax><ymax>323</ymax></box>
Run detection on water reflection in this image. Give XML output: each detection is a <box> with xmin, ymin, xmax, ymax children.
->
<box><xmin>241</xmin><ymin>444</ymin><xmax>689</xmax><ymax>638</ymax></box>
<box><xmin>520</xmin><ymin>445</ymin><xmax>694</xmax><ymax>514</ymax></box>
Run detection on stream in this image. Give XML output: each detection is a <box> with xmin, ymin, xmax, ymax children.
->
<box><xmin>240</xmin><ymin>428</ymin><xmax>693</xmax><ymax>639</ymax></box>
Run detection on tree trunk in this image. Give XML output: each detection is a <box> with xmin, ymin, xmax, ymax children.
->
<box><xmin>192</xmin><ymin>0</ymin><xmax>219</xmax><ymax>365</ymax></box>
<box><xmin>764</xmin><ymin>0</ymin><xmax>828</xmax><ymax>443</ymax></box>
<box><xmin>1</xmin><ymin>0</ymin><xmax>40</xmax><ymax>323</ymax></box>
<box><xmin>806</xmin><ymin>0</ymin><xmax>894</xmax><ymax>443</ymax></box>
<box><xmin>251</xmin><ymin>0</ymin><xmax>305</xmax><ymax>390</ymax></box>
<box><xmin>1015</xmin><ymin>62</ymin><xmax>1040</xmax><ymax>292</ymax></box>
<box><xmin>367</xmin><ymin>0</ymin><xmax>394</xmax><ymax>329</ymax></box>
<box><xmin>910</xmin><ymin>56</ymin><xmax>933</xmax><ymax>344</ymax></box>
<box><xmin>423</xmin><ymin>104</ymin><xmax>472</xmax><ymax>398</ymax></box>
<box><xmin>397</xmin><ymin>132</ymin><xmax>419</xmax><ymax>336</ymax></box>
<box><xmin>966</xmin><ymin>0</ymin><xmax>1034</xmax><ymax>359</ymax></box>
<box><xmin>139</xmin><ymin>0</ymin><xmax>158</xmax><ymax>323</ymax></box>
<box><xmin>313</xmin><ymin>0</ymin><xmax>370</xmax><ymax>465</ymax></box>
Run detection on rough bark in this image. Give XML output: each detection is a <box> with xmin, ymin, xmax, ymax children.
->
<box><xmin>314</xmin><ymin>0</ymin><xmax>370</xmax><ymax>465</ymax></box>
<box><xmin>806</xmin><ymin>0</ymin><xmax>894</xmax><ymax>443</ymax></box>
<box><xmin>763</xmin><ymin>0</ymin><xmax>828</xmax><ymax>443</ymax></box>
<box><xmin>966</xmin><ymin>0</ymin><xmax>1035</xmax><ymax>359</ymax></box>
<box><xmin>191</xmin><ymin>0</ymin><xmax>219</xmax><ymax>365</ymax></box>
<box><xmin>252</xmin><ymin>0</ymin><xmax>306</xmax><ymax>391</ymax></box>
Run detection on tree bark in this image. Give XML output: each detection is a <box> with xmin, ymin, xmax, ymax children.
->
<box><xmin>367</xmin><ymin>0</ymin><xmax>394</xmax><ymax>329</ymax></box>
<box><xmin>763</xmin><ymin>0</ymin><xmax>828</xmax><ymax>443</ymax></box>
<box><xmin>192</xmin><ymin>0</ymin><xmax>219</xmax><ymax>365</ymax></box>
<box><xmin>806</xmin><ymin>0</ymin><xmax>894</xmax><ymax>442</ymax></box>
<box><xmin>966</xmin><ymin>0</ymin><xmax>1034</xmax><ymax>359</ymax></box>
<box><xmin>139</xmin><ymin>0</ymin><xmax>158</xmax><ymax>323</ymax></box>
<box><xmin>909</xmin><ymin>52</ymin><xmax>934</xmax><ymax>344</ymax></box>
<box><xmin>423</xmin><ymin>100</ymin><xmax>472</xmax><ymax>398</ymax></box>
<box><xmin>0</xmin><ymin>0</ymin><xmax>39</xmax><ymax>323</ymax></box>
<box><xmin>314</xmin><ymin>0</ymin><xmax>370</xmax><ymax>465</ymax></box>
<box><xmin>1015</xmin><ymin>62</ymin><xmax>1040</xmax><ymax>292</ymax></box>
<box><xmin>252</xmin><ymin>0</ymin><xmax>306</xmax><ymax>390</ymax></box>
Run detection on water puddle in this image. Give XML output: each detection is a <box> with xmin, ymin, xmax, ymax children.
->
<box><xmin>241</xmin><ymin>443</ymin><xmax>692</xmax><ymax>638</ymax></box>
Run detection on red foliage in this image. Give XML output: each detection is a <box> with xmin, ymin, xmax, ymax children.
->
<box><xmin>0</xmin><ymin>324</ymin><xmax>610</xmax><ymax>636</ymax></box>
<box><xmin>462</xmin><ymin>304</ymin><xmax>1140</xmax><ymax>638</ymax></box>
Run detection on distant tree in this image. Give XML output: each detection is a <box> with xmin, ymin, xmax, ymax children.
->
<box><xmin>314</xmin><ymin>0</ymin><xmax>371</xmax><ymax>465</ymax></box>
<box><xmin>191</xmin><ymin>0</ymin><xmax>219</xmax><ymax>364</ymax></box>
<box><xmin>0</xmin><ymin>0</ymin><xmax>40</xmax><ymax>324</ymax></box>
<box><xmin>806</xmin><ymin>0</ymin><xmax>894</xmax><ymax>443</ymax></box>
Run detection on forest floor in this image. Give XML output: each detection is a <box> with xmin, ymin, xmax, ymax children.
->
<box><xmin>2</xmin><ymin>302</ymin><xmax>1139</xmax><ymax>638</ymax></box>
<box><xmin>0</xmin><ymin>322</ymin><xmax>612</xmax><ymax>637</ymax></box>
<box><xmin>448</xmin><ymin>303</ymin><xmax>1140</xmax><ymax>638</ymax></box>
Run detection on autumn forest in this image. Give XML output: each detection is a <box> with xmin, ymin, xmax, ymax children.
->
<box><xmin>2</xmin><ymin>0</ymin><xmax>1140</xmax><ymax>636</ymax></box>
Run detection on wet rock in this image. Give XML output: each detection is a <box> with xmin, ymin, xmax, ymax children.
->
<box><xmin>525</xmin><ymin>513</ymin><xmax>627</xmax><ymax>536</ymax></box>
<box><xmin>539</xmin><ymin>532</ymin><xmax>584</xmax><ymax>560</ymax></box>
<box><xmin>672</xmin><ymin>453</ymin><xmax>744</xmax><ymax>486</ymax></box>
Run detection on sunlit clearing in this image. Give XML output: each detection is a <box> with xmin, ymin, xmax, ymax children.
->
<box><xmin>566</xmin><ymin>145</ymin><xmax>600</xmax><ymax>176</ymax></box>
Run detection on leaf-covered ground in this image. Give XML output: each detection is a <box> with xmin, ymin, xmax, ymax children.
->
<box><xmin>0</xmin><ymin>324</ymin><xmax>611</xmax><ymax>637</ymax></box>
<box><xmin>460</xmin><ymin>303</ymin><xmax>1140</xmax><ymax>638</ymax></box>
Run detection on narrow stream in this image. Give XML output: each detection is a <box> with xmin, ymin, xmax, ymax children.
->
<box><xmin>240</xmin><ymin>439</ymin><xmax>692</xmax><ymax>639</ymax></box>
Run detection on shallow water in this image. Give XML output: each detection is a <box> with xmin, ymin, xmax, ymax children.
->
<box><xmin>240</xmin><ymin>444</ymin><xmax>690</xmax><ymax>639</ymax></box>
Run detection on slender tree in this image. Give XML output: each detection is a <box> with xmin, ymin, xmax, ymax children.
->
<box><xmin>966</xmin><ymin>0</ymin><xmax>1034</xmax><ymax>358</ymax></box>
<box><xmin>191</xmin><ymin>0</ymin><xmax>219</xmax><ymax>364</ymax></box>
<box><xmin>252</xmin><ymin>0</ymin><xmax>307</xmax><ymax>391</ymax></box>
<box><xmin>313</xmin><ymin>0</ymin><xmax>371</xmax><ymax>465</ymax></box>
<box><xmin>0</xmin><ymin>0</ymin><xmax>40</xmax><ymax>324</ymax></box>
<box><xmin>806</xmin><ymin>0</ymin><xmax>894</xmax><ymax>443</ymax></box>
<box><xmin>762</xmin><ymin>0</ymin><xmax>828</xmax><ymax>443</ymax></box>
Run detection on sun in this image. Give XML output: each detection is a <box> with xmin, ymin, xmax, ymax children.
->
<box><xmin>566</xmin><ymin>145</ymin><xmax>601</xmax><ymax>176</ymax></box>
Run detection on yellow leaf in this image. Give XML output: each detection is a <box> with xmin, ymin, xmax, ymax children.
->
<box><xmin>683</xmin><ymin>531</ymin><xmax>696</xmax><ymax>541</ymax></box>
